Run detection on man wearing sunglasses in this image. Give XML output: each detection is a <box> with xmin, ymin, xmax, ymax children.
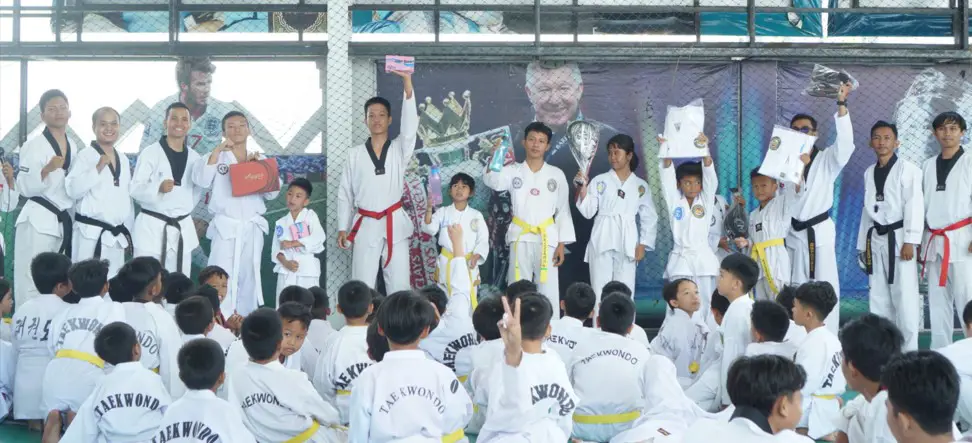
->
<box><xmin>785</xmin><ymin>82</ymin><xmax>856</xmax><ymax>336</ymax></box>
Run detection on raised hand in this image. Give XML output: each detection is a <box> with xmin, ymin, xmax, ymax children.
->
<box><xmin>498</xmin><ymin>296</ymin><xmax>523</xmax><ymax>367</ymax></box>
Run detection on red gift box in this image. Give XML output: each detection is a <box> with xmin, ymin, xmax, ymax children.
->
<box><xmin>229</xmin><ymin>157</ymin><xmax>280</xmax><ymax>197</ymax></box>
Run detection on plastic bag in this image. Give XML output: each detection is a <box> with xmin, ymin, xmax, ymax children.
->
<box><xmin>724</xmin><ymin>188</ymin><xmax>749</xmax><ymax>241</ymax></box>
<box><xmin>803</xmin><ymin>64</ymin><xmax>860</xmax><ymax>99</ymax></box>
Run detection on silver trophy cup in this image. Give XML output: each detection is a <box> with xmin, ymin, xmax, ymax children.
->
<box><xmin>567</xmin><ymin>120</ymin><xmax>599</xmax><ymax>186</ymax></box>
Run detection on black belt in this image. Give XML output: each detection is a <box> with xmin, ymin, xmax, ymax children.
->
<box><xmin>790</xmin><ymin>211</ymin><xmax>830</xmax><ymax>279</ymax></box>
<box><xmin>865</xmin><ymin>220</ymin><xmax>905</xmax><ymax>284</ymax></box>
<box><xmin>74</xmin><ymin>214</ymin><xmax>134</xmax><ymax>260</ymax></box>
<box><xmin>140</xmin><ymin>209</ymin><xmax>190</xmax><ymax>273</ymax></box>
<box><xmin>28</xmin><ymin>196</ymin><xmax>73</xmax><ymax>257</ymax></box>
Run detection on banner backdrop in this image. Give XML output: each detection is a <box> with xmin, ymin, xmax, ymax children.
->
<box><xmin>378</xmin><ymin>61</ymin><xmax>972</xmax><ymax>312</ymax></box>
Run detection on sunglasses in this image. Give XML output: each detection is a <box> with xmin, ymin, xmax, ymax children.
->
<box><xmin>793</xmin><ymin>126</ymin><xmax>813</xmax><ymax>134</ymax></box>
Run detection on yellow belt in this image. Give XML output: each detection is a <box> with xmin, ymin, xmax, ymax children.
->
<box><xmin>441</xmin><ymin>249</ymin><xmax>478</xmax><ymax>310</ymax></box>
<box><xmin>336</xmin><ymin>389</ymin><xmax>351</xmax><ymax>396</ymax></box>
<box><xmin>55</xmin><ymin>349</ymin><xmax>105</xmax><ymax>369</ymax></box>
<box><xmin>812</xmin><ymin>394</ymin><xmax>837</xmax><ymax>400</ymax></box>
<box><xmin>511</xmin><ymin>217</ymin><xmax>556</xmax><ymax>283</ymax></box>
<box><xmin>442</xmin><ymin>429</ymin><xmax>465</xmax><ymax>443</ymax></box>
<box><xmin>750</xmin><ymin>238</ymin><xmax>785</xmax><ymax>296</ymax></box>
<box><xmin>457</xmin><ymin>375</ymin><xmax>468</xmax><ymax>383</ymax></box>
<box><xmin>2</xmin><ymin>318</ymin><xmax>10</xmax><ymax>324</ymax></box>
<box><xmin>572</xmin><ymin>410</ymin><xmax>641</xmax><ymax>425</ymax></box>
<box><xmin>284</xmin><ymin>420</ymin><xmax>320</xmax><ymax>443</ymax></box>
<box><xmin>152</xmin><ymin>367</ymin><xmax>159</xmax><ymax>374</ymax></box>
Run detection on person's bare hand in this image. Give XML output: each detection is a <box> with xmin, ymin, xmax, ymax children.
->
<box><xmin>552</xmin><ymin>243</ymin><xmax>566</xmax><ymax>267</ymax></box>
<box><xmin>337</xmin><ymin>231</ymin><xmax>350</xmax><ymax>250</ymax></box>
<box><xmin>901</xmin><ymin>243</ymin><xmax>915</xmax><ymax>261</ymax></box>
<box><xmin>635</xmin><ymin>244</ymin><xmax>646</xmax><ymax>261</ymax></box>
<box><xmin>498</xmin><ymin>296</ymin><xmax>523</xmax><ymax>367</ymax></box>
<box><xmin>159</xmin><ymin>179</ymin><xmax>175</xmax><ymax>193</ymax></box>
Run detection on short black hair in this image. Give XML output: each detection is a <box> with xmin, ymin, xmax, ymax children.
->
<box><xmin>749</xmin><ymin>167</ymin><xmax>774</xmax><ymax>181</ymax></box>
<box><xmin>599</xmin><ymin>293</ymin><xmax>635</xmax><ymax>336</ymax></box>
<box><xmin>964</xmin><ymin>299</ymin><xmax>972</xmax><ymax>327</ymax></box>
<box><xmin>790</xmin><ymin>113</ymin><xmax>818</xmax><ymax>131</ymax></box>
<box><xmin>198</xmin><ymin>266</ymin><xmax>228</xmax><ymax>286</ymax></box>
<box><xmin>727</xmin><ymin>354</ymin><xmax>807</xmax><ymax>417</ymax></box>
<box><xmin>288</xmin><ymin>178</ymin><xmax>313</xmax><ymax>197</ymax></box>
<box><xmin>165</xmin><ymin>102</ymin><xmax>191</xmax><ymax>120</ymax></box>
<box><xmin>176</xmin><ymin>296</ymin><xmax>215</xmax><ymax>335</ymax></box>
<box><xmin>839</xmin><ymin>313</ymin><xmax>903</xmax><ymax>382</ymax></box>
<box><xmin>506</xmin><ymin>280</ymin><xmax>538</xmax><ymax>300</ymax></box>
<box><xmin>523</xmin><ymin>121</ymin><xmax>552</xmax><ymax>142</ymax></box>
<box><xmin>883</xmin><ymin>351</ymin><xmax>960</xmax><ymax>436</ymax></box>
<box><xmin>338</xmin><ymin>280</ymin><xmax>373</xmax><ymax>319</ymax></box>
<box><xmin>601</xmin><ymin>281</ymin><xmax>632</xmax><ymax>298</ymax></box>
<box><xmin>116</xmin><ymin>257</ymin><xmax>163</xmax><ymax>302</ymax></box>
<box><xmin>366</xmin><ymin>320</ymin><xmax>389</xmax><ymax>362</ymax></box>
<box><xmin>419</xmin><ymin>284</ymin><xmax>449</xmax><ymax>316</ymax></box>
<box><xmin>68</xmin><ymin>259</ymin><xmax>110</xmax><ymax>299</ymax></box>
<box><xmin>39</xmin><ymin>89</ymin><xmax>69</xmax><ymax>110</ymax></box>
<box><xmin>367</xmin><ymin>291</ymin><xmax>384</xmax><ymax>323</ymax></box>
<box><xmin>449</xmin><ymin>173</ymin><xmax>476</xmax><ymax>194</ymax></box>
<box><xmin>472</xmin><ymin>297</ymin><xmax>503</xmax><ymax>341</ymax></box>
<box><xmin>240</xmin><ymin>308</ymin><xmax>283</xmax><ymax>361</ymax></box>
<box><xmin>563</xmin><ymin>282</ymin><xmax>596</xmax><ymax>319</ymax></box>
<box><xmin>794</xmin><ymin>281</ymin><xmax>838</xmax><ymax>320</ymax></box>
<box><xmin>279</xmin><ymin>286</ymin><xmax>314</xmax><ymax>309</ymax></box>
<box><xmin>31</xmin><ymin>252</ymin><xmax>72</xmax><ymax>294</ymax></box>
<box><xmin>750</xmin><ymin>301</ymin><xmax>790</xmax><ymax>343</ymax></box>
<box><xmin>178</xmin><ymin>338</ymin><xmax>225</xmax><ymax>391</ymax></box>
<box><xmin>710</xmin><ymin>292</ymin><xmax>730</xmax><ymax>316</ymax></box>
<box><xmin>309</xmin><ymin>286</ymin><xmax>330</xmax><ymax>320</ymax></box>
<box><xmin>221</xmin><ymin>111</ymin><xmax>247</xmax><ymax>132</ymax></box>
<box><xmin>377</xmin><ymin>291</ymin><xmax>436</xmax><ymax>345</ymax></box>
<box><xmin>278</xmin><ymin>301</ymin><xmax>312</xmax><ymax>331</ymax></box>
<box><xmin>870</xmin><ymin>120</ymin><xmax>898</xmax><ymax>139</ymax></box>
<box><xmin>107</xmin><ymin>276</ymin><xmax>127</xmax><ymax>302</ymax></box>
<box><xmin>517</xmin><ymin>292</ymin><xmax>553</xmax><ymax>341</ymax></box>
<box><xmin>95</xmin><ymin>322</ymin><xmax>139</xmax><ymax>366</ymax></box>
<box><xmin>662</xmin><ymin>278</ymin><xmax>694</xmax><ymax>312</ymax></box>
<box><xmin>720</xmin><ymin>253</ymin><xmax>760</xmax><ymax>294</ymax></box>
<box><xmin>162</xmin><ymin>272</ymin><xmax>195</xmax><ymax>306</ymax></box>
<box><xmin>776</xmin><ymin>285</ymin><xmax>797</xmax><ymax>319</ymax></box>
<box><xmin>195</xmin><ymin>285</ymin><xmax>222</xmax><ymax>320</ymax></box>
<box><xmin>675</xmin><ymin>161</ymin><xmax>703</xmax><ymax>183</ymax></box>
<box><xmin>931</xmin><ymin>111</ymin><xmax>967</xmax><ymax>132</ymax></box>
<box><xmin>364</xmin><ymin>96</ymin><xmax>392</xmax><ymax>116</ymax></box>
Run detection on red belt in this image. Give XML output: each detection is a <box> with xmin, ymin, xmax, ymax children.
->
<box><xmin>347</xmin><ymin>201</ymin><xmax>403</xmax><ymax>268</ymax></box>
<box><xmin>922</xmin><ymin>217</ymin><xmax>972</xmax><ymax>287</ymax></box>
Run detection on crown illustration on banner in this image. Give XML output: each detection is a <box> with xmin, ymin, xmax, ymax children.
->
<box><xmin>418</xmin><ymin>91</ymin><xmax>471</xmax><ymax>148</ymax></box>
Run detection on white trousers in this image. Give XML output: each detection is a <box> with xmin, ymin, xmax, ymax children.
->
<box><xmin>685</xmin><ymin>364</ymin><xmax>722</xmax><ymax>413</ymax></box>
<box><xmin>925</xmin><ymin>259</ymin><xmax>972</xmax><ymax>349</ymax></box>
<box><xmin>14</xmin><ymin>223</ymin><xmax>61</xmax><ymax>309</ymax></box>
<box><xmin>71</xmin><ymin>231</ymin><xmax>125</xmax><ymax>280</ymax></box>
<box><xmin>867</xmin><ymin>240</ymin><xmax>921</xmax><ymax>351</ymax></box>
<box><xmin>209</xmin><ymin>223</ymin><xmax>265</xmax><ymax>317</ymax></box>
<box><xmin>788</xmin><ymin>242</ymin><xmax>841</xmax><ymax>335</ymax></box>
<box><xmin>753</xmin><ymin>276</ymin><xmax>788</xmax><ymax>302</ymax></box>
<box><xmin>41</xmin><ymin>358</ymin><xmax>103</xmax><ymax>413</ymax></box>
<box><xmin>275</xmin><ymin>274</ymin><xmax>319</xmax><ymax>307</ymax></box>
<box><xmin>589</xmin><ymin>249</ymin><xmax>637</xmax><ymax>310</ymax></box>
<box><xmin>507</xmin><ymin>242</ymin><xmax>559</xmax><ymax>311</ymax></box>
<box><xmin>352</xmin><ymin>238</ymin><xmax>410</xmax><ymax>294</ymax></box>
<box><xmin>665</xmin><ymin>275</ymin><xmax>716</xmax><ymax>332</ymax></box>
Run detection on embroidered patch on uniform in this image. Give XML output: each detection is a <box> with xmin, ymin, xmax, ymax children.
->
<box><xmin>596</xmin><ymin>181</ymin><xmax>606</xmax><ymax>195</ymax></box>
<box><xmin>638</xmin><ymin>185</ymin><xmax>646</xmax><ymax>197</ymax></box>
<box><xmin>275</xmin><ymin>226</ymin><xmax>284</xmax><ymax>238</ymax></box>
<box><xmin>657</xmin><ymin>428</ymin><xmax>671</xmax><ymax>436</ymax></box>
<box><xmin>674</xmin><ymin>207</ymin><xmax>684</xmax><ymax>221</ymax></box>
<box><xmin>450</xmin><ymin>379</ymin><xmax>460</xmax><ymax>394</ymax></box>
<box><xmin>547</xmin><ymin>178</ymin><xmax>557</xmax><ymax>192</ymax></box>
<box><xmin>769</xmin><ymin>136</ymin><xmax>782</xmax><ymax>151</ymax></box>
<box><xmin>205</xmin><ymin>118</ymin><xmax>220</xmax><ymax>137</ymax></box>
<box><xmin>512</xmin><ymin>177</ymin><xmax>523</xmax><ymax>189</ymax></box>
<box><xmin>692</xmin><ymin>204</ymin><xmax>706</xmax><ymax>219</ymax></box>
<box><xmin>755</xmin><ymin>222</ymin><xmax>763</xmax><ymax>232</ymax></box>
<box><xmin>530</xmin><ymin>188</ymin><xmax>540</xmax><ymax>196</ymax></box>
<box><xmin>217</xmin><ymin>163</ymin><xmax>229</xmax><ymax>175</ymax></box>
<box><xmin>694</xmin><ymin>134</ymin><xmax>706</xmax><ymax>149</ymax></box>
<box><xmin>674</xmin><ymin>123</ymin><xmax>681</xmax><ymax>132</ymax></box>
<box><xmin>470</xmin><ymin>218</ymin><xmax>479</xmax><ymax>232</ymax></box>
<box><xmin>18</xmin><ymin>166</ymin><xmax>29</xmax><ymax>173</ymax></box>
<box><xmin>617</xmin><ymin>189</ymin><xmax>626</xmax><ymax>199</ymax></box>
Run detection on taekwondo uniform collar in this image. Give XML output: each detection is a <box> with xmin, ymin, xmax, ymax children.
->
<box><xmin>384</xmin><ymin>349</ymin><xmax>428</xmax><ymax>361</ymax></box>
<box><xmin>560</xmin><ymin>316</ymin><xmax>584</xmax><ymax>327</ymax></box>
<box><xmin>183</xmin><ymin>389</ymin><xmax>219</xmax><ymax>401</ymax></box>
<box><xmin>249</xmin><ymin>359</ymin><xmax>285</xmax><ymax>370</ymax></box>
<box><xmin>112</xmin><ymin>361</ymin><xmax>145</xmax><ymax>373</ymax></box>
<box><xmin>79</xmin><ymin>296</ymin><xmax>106</xmax><ymax>306</ymax></box>
<box><xmin>671</xmin><ymin>308</ymin><xmax>692</xmax><ymax>321</ymax></box>
<box><xmin>730</xmin><ymin>405</ymin><xmax>774</xmax><ymax>434</ymax></box>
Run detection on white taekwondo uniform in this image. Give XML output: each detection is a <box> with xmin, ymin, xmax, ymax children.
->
<box><xmin>921</xmin><ymin>147</ymin><xmax>972</xmax><ymax>349</ymax></box>
<box><xmin>421</xmin><ymin>203</ymin><xmax>489</xmax><ymax>306</ymax></box>
<box><xmin>195</xmin><ymin>150</ymin><xmax>280</xmax><ymax>317</ymax></box>
<box><xmin>227</xmin><ymin>360</ymin><xmax>346</xmax><ymax>442</ymax></box>
<box><xmin>477</xmin><ymin>349</ymin><xmax>578</xmax><ymax>443</ymax></box>
<box><xmin>660</xmin><ymin>160</ymin><xmax>720</xmax><ymax>329</ymax></box>
<box><xmin>455</xmin><ymin>338</ymin><xmax>504</xmax><ymax>435</ymax></box>
<box><xmin>651</xmin><ymin>308</ymin><xmax>709</xmax><ymax>388</ymax></box>
<box><xmin>61</xmin><ymin>361</ymin><xmax>171</xmax><ymax>443</ymax></box>
<box><xmin>794</xmin><ymin>325</ymin><xmax>846</xmax><ymax>439</ymax></box>
<box><xmin>312</xmin><ymin>324</ymin><xmax>374</xmax><ymax>425</ymax></box>
<box><xmin>302</xmin><ymin>318</ymin><xmax>336</xmax><ymax>379</ymax></box>
<box><xmin>483</xmin><ymin>161</ymin><xmax>576</xmax><ymax>307</ymax></box>
<box><xmin>857</xmin><ymin>154</ymin><xmax>924</xmax><ymax>351</ymax></box>
<box><xmin>710</xmin><ymin>194</ymin><xmax>730</xmax><ymax>263</ymax></box>
<box><xmin>546</xmin><ymin>316</ymin><xmax>593</xmax><ymax>368</ymax></box>
<box><xmin>938</xmin><ymin>337</ymin><xmax>972</xmax><ymax>433</ymax></box>
<box><xmin>719</xmin><ymin>296</ymin><xmax>754</xmax><ymax>407</ymax></box>
<box><xmin>786</xmin><ymin>112</ymin><xmax>856</xmax><ymax>336</ymax></box>
<box><xmin>272</xmin><ymin>208</ymin><xmax>326</xmax><ymax>304</ymax></box>
<box><xmin>745</xmin><ymin>340</ymin><xmax>799</xmax><ymax>359</ymax></box>
<box><xmin>747</xmin><ymin>184</ymin><xmax>797</xmax><ymax>301</ymax></box>
<box><xmin>14</xmin><ymin>128</ymin><xmax>77</xmax><ymax>309</ymax></box>
<box><xmin>153</xmin><ymin>388</ymin><xmax>257</xmax><ymax>443</ymax></box>
<box><xmin>420</xmin><ymin>255</ymin><xmax>479</xmax><ymax>371</ymax></box>
<box><xmin>681</xmin><ymin>413</ymin><xmax>814</xmax><ymax>443</ymax></box>
<box><xmin>568</xmin><ymin>328</ymin><xmax>652</xmax><ymax>442</ymax></box>
<box><xmin>576</xmin><ymin>170</ymin><xmax>657</xmax><ymax>306</ymax></box>
<box><xmin>10</xmin><ymin>293</ymin><xmax>68</xmax><ymax>419</ymax></box>
<box><xmin>0</xmin><ymin>167</ymin><xmax>21</xmax><ymax>282</ymax></box>
<box><xmin>130</xmin><ymin>137</ymin><xmax>205</xmax><ymax>274</ymax></box>
<box><xmin>42</xmin><ymin>296</ymin><xmax>125</xmax><ymax>413</ymax></box>
<box><xmin>338</xmin><ymin>92</ymin><xmax>418</xmax><ymax>294</ymax></box>
<box><xmin>121</xmin><ymin>301</ymin><xmax>184</xmax><ymax>398</ymax></box>
<box><xmin>348</xmin><ymin>349</ymin><xmax>473</xmax><ymax>443</ymax></box>
<box><xmin>841</xmin><ymin>389</ymin><xmax>966</xmax><ymax>442</ymax></box>
<box><xmin>66</xmin><ymin>142</ymin><xmax>134</xmax><ymax>279</ymax></box>
<box><xmin>0</xmin><ymin>340</ymin><xmax>13</xmax><ymax>423</ymax></box>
